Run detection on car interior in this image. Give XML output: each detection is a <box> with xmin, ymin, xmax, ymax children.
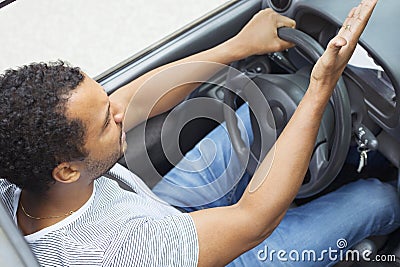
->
<box><xmin>1</xmin><ymin>0</ymin><xmax>399</xmax><ymax>266</ymax></box>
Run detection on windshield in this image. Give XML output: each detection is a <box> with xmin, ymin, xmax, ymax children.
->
<box><xmin>0</xmin><ymin>0</ymin><xmax>228</xmax><ymax>77</ymax></box>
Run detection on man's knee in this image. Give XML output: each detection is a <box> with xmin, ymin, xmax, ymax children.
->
<box><xmin>346</xmin><ymin>179</ymin><xmax>400</xmax><ymax>228</ymax></box>
<box><xmin>353</xmin><ymin>178</ymin><xmax>398</xmax><ymax>203</ymax></box>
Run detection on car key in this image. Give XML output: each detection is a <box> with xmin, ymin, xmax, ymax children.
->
<box><xmin>357</xmin><ymin>146</ymin><xmax>370</xmax><ymax>173</ymax></box>
<box><xmin>354</xmin><ymin>124</ymin><xmax>376</xmax><ymax>173</ymax></box>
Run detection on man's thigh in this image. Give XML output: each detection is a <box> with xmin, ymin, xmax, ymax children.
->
<box><xmin>228</xmin><ymin>178</ymin><xmax>400</xmax><ymax>266</ymax></box>
<box><xmin>152</xmin><ymin>104</ymin><xmax>253</xmax><ymax>210</ymax></box>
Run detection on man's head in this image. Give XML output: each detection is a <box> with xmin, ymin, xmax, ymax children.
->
<box><xmin>0</xmin><ymin>61</ymin><xmax>126</xmax><ymax>193</ymax></box>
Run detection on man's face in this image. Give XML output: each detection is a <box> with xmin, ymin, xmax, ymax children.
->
<box><xmin>66</xmin><ymin>74</ymin><xmax>127</xmax><ymax>180</ymax></box>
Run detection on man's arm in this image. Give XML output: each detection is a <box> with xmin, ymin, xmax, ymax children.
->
<box><xmin>109</xmin><ymin>9</ymin><xmax>295</xmax><ymax>131</ymax></box>
<box><xmin>189</xmin><ymin>1</ymin><xmax>378</xmax><ymax>266</ymax></box>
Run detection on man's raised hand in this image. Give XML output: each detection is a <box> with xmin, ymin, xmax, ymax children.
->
<box><xmin>311</xmin><ymin>0</ymin><xmax>378</xmax><ymax>88</ymax></box>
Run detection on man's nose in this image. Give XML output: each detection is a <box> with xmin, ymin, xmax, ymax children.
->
<box><xmin>111</xmin><ymin>102</ymin><xmax>124</xmax><ymax>124</ymax></box>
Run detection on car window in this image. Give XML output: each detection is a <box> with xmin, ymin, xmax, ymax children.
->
<box><xmin>0</xmin><ymin>0</ymin><xmax>229</xmax><ymax>77</ymax></box>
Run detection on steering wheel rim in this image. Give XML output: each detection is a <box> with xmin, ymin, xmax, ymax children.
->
<box><xmin>224</xmin><ymin>27</ymin><xmax>352</xmax><ymax>198</ymax></box>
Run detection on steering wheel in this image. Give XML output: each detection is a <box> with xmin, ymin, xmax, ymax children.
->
<box><xmin>223</xmin><ymin>27</ymin><xmax>351</xmax><ymax>198</ymax></box>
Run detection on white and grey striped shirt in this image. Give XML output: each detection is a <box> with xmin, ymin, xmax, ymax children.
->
<box><xmin>0</xmin><ymin>163</ymin><xmax>199</xmax><ymax>266</ymax></box>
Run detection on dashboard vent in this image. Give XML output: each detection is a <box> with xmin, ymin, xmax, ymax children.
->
<box><xmin>267</xmin><ymin>0</ymin><xmax>292</xmax><ymax>12</ymax></box>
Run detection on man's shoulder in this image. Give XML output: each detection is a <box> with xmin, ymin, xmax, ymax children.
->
<box><xmin>0</xmin><ymin>178</ymin><xmax>16</xmax><ymax>190</ymax></box>
<box><xmin>0</xmin><ymin>178</ymin><xmax>17</xmax><ymax>201</ymax></box>
<box><xmin>103</xmin><ymin>163</ymin><xmax>165</xmax><ymax>201</ymax></box>
<box><xmin>0</xmin><ymin>178</ymin><xmax>18</xmax><ymax>217</ymax></box>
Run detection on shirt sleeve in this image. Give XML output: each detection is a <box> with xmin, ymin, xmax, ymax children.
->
<box><xmin>0</xmin><ymin>179</ymin><xmax>17</xmax><ymax>215</ymax></box>
<box><xmin>105</xmin><ymin>213</ymin><xmax>199</xmax><ymax>267</ymax></box>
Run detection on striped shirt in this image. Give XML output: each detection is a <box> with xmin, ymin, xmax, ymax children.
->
<box><xmin>0</xmin><ymin>163</ymin><xmax>199</xmax><ymax>266</ymax></box>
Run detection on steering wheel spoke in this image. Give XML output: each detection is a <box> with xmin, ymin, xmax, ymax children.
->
<box><xmin>308</xmin><ymin>142</ymin><xmax>329</xmax><ymax>184</ymax></box>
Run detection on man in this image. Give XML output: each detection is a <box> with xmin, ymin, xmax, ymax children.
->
<box><xmin>0</xmin><ymin>0</ymin><xmax>398</xmax><ymax>266</ymax></box>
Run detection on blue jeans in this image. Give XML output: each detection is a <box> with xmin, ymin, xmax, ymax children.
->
<box><xmin>153</xmin><ymin>104</ymin><xmax>400</xmax><ymax>266</ymax></box>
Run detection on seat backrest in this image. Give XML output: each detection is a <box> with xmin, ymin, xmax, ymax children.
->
<box><xmin>0</xmin><ymin>198</ymin><xmax>40</xmax><ymax>267</ymax></box>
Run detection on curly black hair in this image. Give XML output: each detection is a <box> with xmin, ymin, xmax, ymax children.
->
<box><xmin>0</xmin><ymin>60</ymin><xmax>87</xmax><ymax>193</ymax></box>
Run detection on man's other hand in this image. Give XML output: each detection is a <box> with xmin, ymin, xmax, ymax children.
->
<box><xmin>231</xmin><ymin>8</ymin><xmax>296</xmax><ymax>57</ymax></box>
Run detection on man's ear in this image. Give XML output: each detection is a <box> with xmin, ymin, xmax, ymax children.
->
<box><xmin>52</xmin><ymin>162</ymin><xmax>81</xmax><ymax>184</ymax></box>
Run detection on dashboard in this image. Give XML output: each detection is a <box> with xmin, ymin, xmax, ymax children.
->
<box><xmin>270</xmin><ymin>0</ymin><xmax>400</xmax><ymax>168</ymax></box>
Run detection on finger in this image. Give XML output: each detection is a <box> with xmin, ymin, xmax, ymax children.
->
<box><xmin>276</xmin><ymin>15</ymin><xmax>296</xmax><ymax>29</ymax></box>
<box><xmin>337</xmin><ymin>7</ymin><xmax>356</xmax><ymax>36</ymax></box>
<box><xmin>352</xmin><ymin>3</ymin><xmax>362</xmax><ymax>18</ymax></box>
<box><xmin>326</xmin><ymin>36</ymin><xmax>347</xmax><ymax>57</ymax></box>
<box><xmin>353</xmin><ymin>0</ymin><xmax>377</xmax><ymax>28</ymax></box>
<box><xmin>355</xmin><ymin>0</ymin><xmax>378</xmax><ymax>28</ymax></box>
<box><xmin>347</xmin><ymin>0</ymin><xmax>377</xmax><ymax>44</ymax></box>
<box><xmin>338</xmin><ymin>5</ymin><xmax>361</xmax><ymax>35</ymax></box>
<box><xmin>277</xmin><ymin>39</ymin><xmax>296</xmax><ymax>50</ymax></box>
<box><xmin>338</xmin><ymin>0</ymin><xmax>377</xmax><ymax>42</ymax></box>
<box><xmin>316</xmin><ymin>36</ymin><xmax>347</xmax><ymax>71</ymax></box>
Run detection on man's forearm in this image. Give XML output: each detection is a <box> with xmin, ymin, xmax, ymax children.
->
<box><xmin>237</xmin><ymin>81</ymin><xmax>331</xmax><ymax>238</ymax></box>
<box><xmin>111</xmin><ymin>38</ymin><xmax>248</xmax><ymax>131</ymax></box>
<box><xmin>110</xmin><ymin>9</ymin><xmax>295</xmax><ymax>131</ymax></box>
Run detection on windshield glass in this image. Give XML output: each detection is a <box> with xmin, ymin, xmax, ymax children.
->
<box><xmin>0</xmin><ymin>0</ymin><xmax>229</xmax><ymax>77</ymax></box>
